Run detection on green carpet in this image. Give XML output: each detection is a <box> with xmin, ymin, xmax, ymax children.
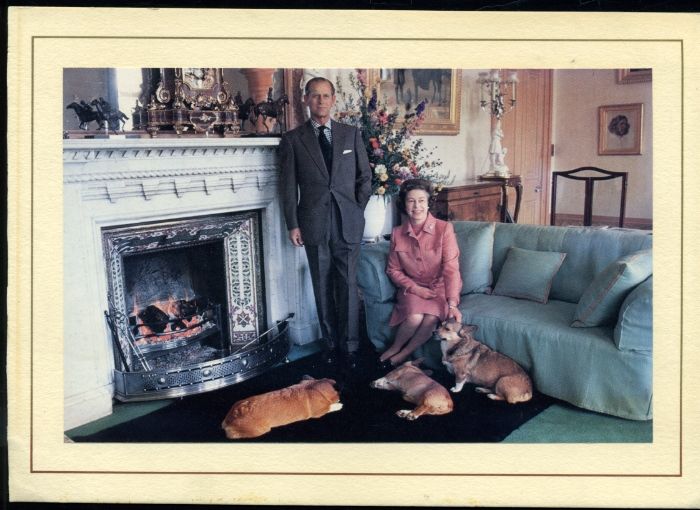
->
<box><xmin>503</xmin><ymin>402</ymin><xmax>652</xmax><ymax>443</ymax></box>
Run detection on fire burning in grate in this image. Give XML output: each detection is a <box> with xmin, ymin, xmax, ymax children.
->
<box><xmin>129</xmin><ymin>297</ymin><xmax>218</xmax><ymax>348</ymax></box>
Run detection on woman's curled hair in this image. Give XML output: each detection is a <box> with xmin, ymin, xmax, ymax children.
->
<box><xmin>396</xmin><ymin>178</ymin><xmax>434</xmax><ymax>216</ymax></box>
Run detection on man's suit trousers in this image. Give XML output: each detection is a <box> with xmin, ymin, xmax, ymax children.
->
<box><xmin>304</xmin><ymin>198</ymin><xmax>360</xmax><ymax>354</ymax></box>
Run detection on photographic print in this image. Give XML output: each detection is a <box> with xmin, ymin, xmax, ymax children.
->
<box><xmin>58</xmin><ymin>66</ymin><xmax>652</xmax><ymax>446</ymax></box>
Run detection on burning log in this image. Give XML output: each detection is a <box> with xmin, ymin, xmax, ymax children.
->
<box><xmin>129</xmin><ymin>297</ymin><xmax>219</xmax><ymax>347</ymax></box>
<box><xmin>137</xmin><ymin>305</ymin><xmax>170</xmax><ymax>333</ymax></box>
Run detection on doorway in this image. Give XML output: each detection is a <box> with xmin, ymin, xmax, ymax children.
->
<box><xmin>500</xmin><ymin>69</ymin><xmax>553</xmax><ymax>225</ymax></box>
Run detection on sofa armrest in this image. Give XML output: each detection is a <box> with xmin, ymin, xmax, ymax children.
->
<box><xmin>614</xmin><ymin>276</ymin><xmax>652</xmax><ymax>351</ymax></box>
<box><xmin>358</xmin><ymin>241</ymin><xmax>396</xmax><ymax>304</ymax></box>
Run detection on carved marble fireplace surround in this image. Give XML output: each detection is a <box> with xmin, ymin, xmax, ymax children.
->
<box><xmin>64</xmin><ymin>137</ymin><xmax>320</xmax><ymax>430</ymax></box>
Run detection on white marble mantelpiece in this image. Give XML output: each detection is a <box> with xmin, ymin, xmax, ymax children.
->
<box><xmin>63</xmin><ymin>137</ymin><xmax>320</xmax><ymax>430</ymax></box>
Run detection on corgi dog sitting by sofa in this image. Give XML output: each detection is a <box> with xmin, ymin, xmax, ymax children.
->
<box><xmin>436</xmin><ymin>319</ymin><xmax>532</xmax><ymax>404</ymax></box>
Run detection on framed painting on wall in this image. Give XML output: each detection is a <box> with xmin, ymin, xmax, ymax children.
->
<box><xmin>616</xmin><ymin>68</ymin><xmax>652</xmax><ymax>84</ymax></box>
<box><xmin>368</xmin><ymin>69</ymin><xmax>462</xmax><ymax>135</ymax></box>
<box><xmin>598</xmin><ymin>103</ymin><xmax>643</xmax><ymax>155</ymax></box>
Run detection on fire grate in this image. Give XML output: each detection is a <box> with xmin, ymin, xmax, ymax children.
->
<box><xmin>106</xmin><ymin>309</ymin><xmax>292</xmax><ymax>401</ymax></box>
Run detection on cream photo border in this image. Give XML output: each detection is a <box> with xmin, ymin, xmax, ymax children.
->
<box><xmin>7</xmin><ymin>8</ymin><xmax>700</xmax><ymax>507</ymax></box>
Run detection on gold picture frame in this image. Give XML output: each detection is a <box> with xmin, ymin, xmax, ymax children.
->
<box><xmin>598</xmin><ymin>103</ymin><xmax>643</xmax><ymax>155</ymax></box>
<box><xmin>368</xmin><ymin>68</ymin><xmax>462</xmax><ymax>135</ymax></box>
<box><xmin>616</xmin><ymin>68</ymin><xmax>652</xmax><ymax>84</ymax></box>
<box><xmin>283</xmin><ymin>68</ymin><xmax>306</xmax><ymax>131</ymax></box>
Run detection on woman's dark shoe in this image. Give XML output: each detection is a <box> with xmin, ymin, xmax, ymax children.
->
<box><xmin>377</xmin><ymin>359</ymin><xmax>393</xmax><ymax>372</ymax></box>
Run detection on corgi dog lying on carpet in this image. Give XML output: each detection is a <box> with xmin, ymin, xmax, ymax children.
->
<box><xmin>370</xmin><ymin>359</ymin><xmax>453</xmax><ymax>420</ymax></box>
<box><xmin>221</xmin><ymin>375</ymin><xmax>342</xmax><ymax>439</ymax></box>
<box><xmin>436</xmin><ymin>319</ymin><xmax>533</xmax><ymax>404</ymax></box>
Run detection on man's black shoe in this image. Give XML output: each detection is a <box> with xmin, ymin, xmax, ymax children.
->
<box><xmin>320</xmin><ymin>347</ymin><xmax>339</xmax><ymax>365</ymax></box>
<box><xmin>343</xmin><ymin>351</ymin><xmax>361</xmax><ymax>371</ymax></box>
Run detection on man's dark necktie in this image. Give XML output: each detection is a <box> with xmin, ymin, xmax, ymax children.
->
<box><xmin>318</xmin><ymin>125</ymin><xmax>333</xmax><ymax>173</ymax></box>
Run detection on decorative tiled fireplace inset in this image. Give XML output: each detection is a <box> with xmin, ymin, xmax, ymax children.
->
<box><xmin>102</xmin><ymin>211</ymin><xmax>289</xmax><ymax>401</ymax></box>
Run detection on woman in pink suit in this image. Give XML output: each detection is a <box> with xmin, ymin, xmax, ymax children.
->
<box><xmin>379</xmin><ymin>179</ymin><xmax>463</xmax><ymax>366</ymax></box>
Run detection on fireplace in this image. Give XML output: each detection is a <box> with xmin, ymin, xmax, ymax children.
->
<box><xmin>64</xmin><ymin>137</ymin><xmax>320</xmax><ymax>428</ymax></box>
<box><xmin>101</xmin><ymin>211</ymin><xmax>290</xmax><ymax>401</ymax></box>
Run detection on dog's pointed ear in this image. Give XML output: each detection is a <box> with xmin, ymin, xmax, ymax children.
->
<box><xmin>301</xmin><ymin>374</ymin><xmax>315</xmax><ymax>381</ymax></box>
<box><xmin>421</xmin><ymin>369</ymin><xmax>433</xmax><ymax>376</ymax></box>
<box><xmin>459</xmin><ymin>324</ymin><xmax>478</xmax><ymax>336</ymax></box>
<box><xmin>411</xmin><ymin>357</ymin><xmax>425</xmax><ymax>367</ymax></box>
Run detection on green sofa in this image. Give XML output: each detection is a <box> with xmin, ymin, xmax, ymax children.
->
<box><xmin>358</xmin><ymin>221</ymin><xmax>653</xmax><ymax>421</ymax></box>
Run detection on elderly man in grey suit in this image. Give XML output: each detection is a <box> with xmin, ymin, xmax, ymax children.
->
<box><xmin>279</xmin><ymin>77</ymin><xmax>372</xmax><ymax>369</ymax></box>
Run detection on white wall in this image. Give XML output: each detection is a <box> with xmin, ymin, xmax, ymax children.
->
<box><xmin>552</xmin><ymin>69</ymin><xmax>652</xmax><ymax>221</ymax></box>
<box><xmin>431</xmin><ymin>69</ymin><xmax>493</xmax><ymax>185</ymax></box>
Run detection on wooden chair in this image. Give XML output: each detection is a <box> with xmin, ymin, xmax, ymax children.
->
<box><xmin>550</xmin><ymin>167</ymin><xmax>628</xmax><ymax>227</ymax></box>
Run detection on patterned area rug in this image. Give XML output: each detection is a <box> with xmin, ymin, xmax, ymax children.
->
<box><xmin>69</xmin><ymin>351</ymin><xmax>553</xmax><ymax>443</ymax></box>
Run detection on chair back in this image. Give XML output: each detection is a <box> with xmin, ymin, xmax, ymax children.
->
<box><xmin>550</xmin><ymin>167</ymin><xmax>628</xmax><ymax>227</ymax></box>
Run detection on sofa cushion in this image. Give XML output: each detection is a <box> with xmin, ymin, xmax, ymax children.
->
<box><xmin>614</xmin><ymin>276</ymin><xmax>653</xmax><ymax>351</ymax></box>
<box><xmin>492</xmin><ymin>247</ymin><xmax>566</xmax><ymax>304</ymax></box>
<box><xmin>491</xmin><ymin>223</ymin><xmax>653</xmax><ymax>304</ymax></box>
<box><xmin>453</xmin><ymin>221</ymin><xmax>495</xmax><ymax>295</ymax></box>
<box><xmin>572</xmin><ymin>249</ymin><xmax>653</xmax><ymax>327</ymax></box>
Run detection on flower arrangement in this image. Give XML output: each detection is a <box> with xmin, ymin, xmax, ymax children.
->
<box><xmin>335</xmin><ymin>70</ymin><xmax>452</xmax><ymax>198</ymax></box>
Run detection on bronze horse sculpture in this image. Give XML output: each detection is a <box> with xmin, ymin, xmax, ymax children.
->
<box><xmin>252</xmin><ymin>93</ymin><xmax>289</xmax><ymax>133</ymax></box>
<box><xmin>234</xmin><ymin>92</ymin><xmax>256</xmax><ymax>132</ymax></box>
<box><xmin>91</xmin><ymin>98</ymin><xmax>129</xmax><ymax>132</ymax></box>
<box><xmin>66</xmin><ymin>101</ymin><xmax>102</xmax><ymax>130</ymax></box>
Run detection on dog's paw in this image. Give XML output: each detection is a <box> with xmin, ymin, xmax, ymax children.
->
<box><xmin>396</xmin><ymin>409</ymin><xmax>414</xmax><ymax>420</ymax></box>
<box><xmin>329</xmin><ymin>402</ymin><xmax>343</xmax><ymax>412</ymax></box>
<box><xmin>450</xmin><ymin>386</ymin><xmax>462</xmax><ymax>393</ymax></box>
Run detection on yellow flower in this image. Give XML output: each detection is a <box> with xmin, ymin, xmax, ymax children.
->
<box><xmin>379</xmin><ymin>173</ymin><xmax>389</xmax><ymax>182</ymax></box>
<box><xmin>376</xmin><ymin>187</ymin><xmax>386</xmax><ymax>195</ymax></box>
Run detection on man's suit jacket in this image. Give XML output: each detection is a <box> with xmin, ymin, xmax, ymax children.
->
<box><xmin>279</xmin><ymin>120</ymin><xmax>372</xmax><ymax>245</ymax></box>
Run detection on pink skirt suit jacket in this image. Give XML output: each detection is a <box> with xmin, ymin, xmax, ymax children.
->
<box><xmin>386</xmin><ymin>213</ymin><xmax>462</xmax><ymax>327</ymax></box>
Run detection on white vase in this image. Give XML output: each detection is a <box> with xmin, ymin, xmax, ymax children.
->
<box><xmin>363</xmin><ymin>195</ymin><xmax>388</xmax><ymax>242</ymax></box>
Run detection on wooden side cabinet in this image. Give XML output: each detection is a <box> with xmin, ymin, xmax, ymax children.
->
<box><xmin>431</xmin><ymin>181</ymin><xmax>502</xmax><ymax>222</ymax></box>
